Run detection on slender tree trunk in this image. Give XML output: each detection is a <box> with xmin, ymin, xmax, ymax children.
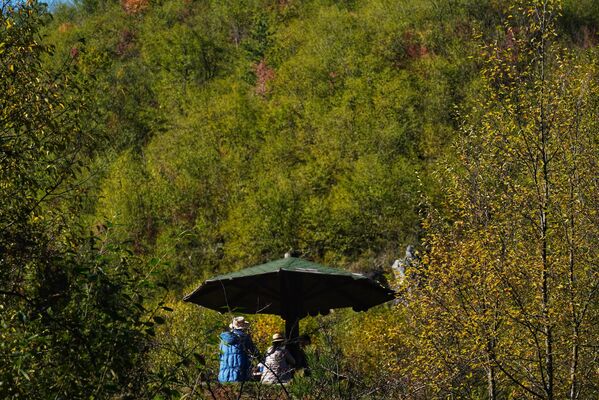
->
<box><xmin>539</xmin><ymin>4</ymin><xmax>554</xmax><ymax>398</ymax></box>
<box><xmin>486</xmin><ymin>308</ymin><xmax>499</xmax><ymax>400</ymax></box>
<box><xmin>541</xmin><ymin>210</ymin><xmax>553</xmax><ymax>400</ymax></box>
<box><xmin>569</xmin><ymin>317</ymin><xmax>579</xmax><ymax>400</ymax></box>
<box><xmin>568</xmin><ymin>172</ymin><xmax>580</xmax><ymax>400</ymax></box>
<box><xmin>486</xmin><ymin>354</ymin><xmax>497</xmax><ymax>400</ymax></box>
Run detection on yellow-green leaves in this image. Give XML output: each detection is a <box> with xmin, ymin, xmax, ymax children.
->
<box><xmin>414</xmin><ymin>1</ymin><xmax>599</xmax><ymax>398</ymax></box>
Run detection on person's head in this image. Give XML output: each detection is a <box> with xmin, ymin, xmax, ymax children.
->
<box><xmin>229</xmin><ymin>316</ymin><xmax>250</xmax><ymax>331</ymax></box>
<box><xmin>298</xmin><ymin>334</ymin><xmax>311</xmax><ymax>347</ymax></box>
<box><xmin>272</xmin><ymin>333</ymin><xmax>285</xmax><ymax>347</ymax></box>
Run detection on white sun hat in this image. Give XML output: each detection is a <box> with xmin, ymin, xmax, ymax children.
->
<box><xmin>229</xmin><ymin>316</ymin><xmax>250</xmax><ymax>330</ymax></box>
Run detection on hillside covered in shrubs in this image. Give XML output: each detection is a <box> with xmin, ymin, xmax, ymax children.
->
<box><xmin>1</xmin><ymin>0</ymin><xmax>598</xmax><ymax>398</ymax></box>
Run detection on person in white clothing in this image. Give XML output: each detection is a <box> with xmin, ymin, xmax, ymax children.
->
<box><xmin>260</xmin><ymin>333</ymin><xmax>296</xmax><ymax>384</ymax></box>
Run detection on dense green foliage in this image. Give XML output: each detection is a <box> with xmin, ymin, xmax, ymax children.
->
<box><xmin>49</xmin><ymin>0</ymin><xmax>484</xmax><ymax>284</ymax></box>
<box><xmin>1</xmin><ymin>0</ymin><xmax>598</xmax><ymax>398</ymax></box>
<box><xmin>0</xmin><ymin>2</ymin><xmax>159</xmax><ymax>398</ymax></box>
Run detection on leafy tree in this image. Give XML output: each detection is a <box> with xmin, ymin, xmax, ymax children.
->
<box><xmin>0</xmin><ymin>3</ymin><xmax>164</xmax><ymax>398</ymax></box>
<box><xmin>1</xmin><ymin>0</ymin><xmax>91</xmax><ymax>308</ymax></box>
<box><xmin>413</xmin><ymin>0</ymin><xmax>599</xmax><ymax>398</ymax></box>
<box><xmin>4</xmin><ymin>0</ymin><xmax>596</xmax><ymax>397</ymax></box>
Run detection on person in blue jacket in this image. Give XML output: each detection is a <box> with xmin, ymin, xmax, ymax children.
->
<box><xmin>218</xmin><ymin>316</ymin><xmax>258</xmax><ymax>383</ymax></box>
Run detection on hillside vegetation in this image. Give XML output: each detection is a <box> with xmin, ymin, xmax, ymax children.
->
<box><xmin>1</xmin><ymin>0</ymin><xmax>598</xmax><ymax>398</ymax></box>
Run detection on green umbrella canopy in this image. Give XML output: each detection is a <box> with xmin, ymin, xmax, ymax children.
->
<box><xmin>183</xmin><ymin>257</ymin><xmax>395</xmax><ymax>320</ymax></box>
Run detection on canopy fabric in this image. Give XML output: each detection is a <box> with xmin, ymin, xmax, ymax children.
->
<box><xmin>202</xmin><ymin>257</ymin><xmax>364</xmax><ymax>280</ymax></box>
<box><xmin>183</xmin><ymin>257</ymin><xmax>395</xmax><ymax>319</ymax></box>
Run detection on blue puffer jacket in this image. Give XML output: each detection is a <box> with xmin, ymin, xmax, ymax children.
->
<box><xmin>218</xmin><ymin>329</ymin><xmax>257</xmax><ymax>383</ymax></box>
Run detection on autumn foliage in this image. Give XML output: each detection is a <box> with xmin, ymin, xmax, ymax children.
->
<box><xmin>2</xmin><ymin>0</ymin><xmax>599</xmax><ymax>398</ymax></box>
<box><xmin>121</xmin><ymin>0</ymin><xmax>149</xmax><ymax>15</ymax></box>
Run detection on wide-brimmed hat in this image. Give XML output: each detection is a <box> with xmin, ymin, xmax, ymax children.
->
<box><xmin>229</xmin><ymin>316</ymin><xmax>250</xmax><ymax>330</ymax></box>
<box><xmin>272</xmin><ymin>333</ymin><xmax>285</xmax><ymax>342</ymax></box>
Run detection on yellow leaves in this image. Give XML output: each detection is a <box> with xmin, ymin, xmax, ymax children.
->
<box><xmin>249</xmin><ymin>314</ymin><xmax>284</xmax><ymax>350</ymax></box>
<box><xmin>336</xmin><ymin>308</ymin><xmax>408</xmax><ymax>377</ymax></box>
<box><xmin>58</xmin><ymin>23</ymin><xmax>74</xmax><ymax>34</ymax></box>
<box><xmin>120</xmin><ymin>0</ymin><xmax>149</xmax><ymax>15</ymax></box>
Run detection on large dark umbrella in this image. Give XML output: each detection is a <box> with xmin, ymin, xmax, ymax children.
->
<box><xmin>183</xmin><ymin>256</ymin><xmax>395</xmax><ymax>351</ymax></box>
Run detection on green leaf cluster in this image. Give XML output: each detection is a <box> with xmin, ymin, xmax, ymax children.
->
<box><xmin>2</xmin><ymin>0</ymin><xmax>598</xmax><ymax>398</ymax></box>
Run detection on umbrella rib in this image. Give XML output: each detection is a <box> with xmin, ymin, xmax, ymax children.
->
<box><xmin>184</xmin><ymin>258</ymin><xmax>394</xmax><ymax>317</ymax></box>
<box><xmin>226</xmin><ymin>289</ymin><xmax>277</xmax><ymax>314</ymax></box>
<box><xmin>205</xmin><ymin>278</ymin><xmax>280</xmax><ymax>314</ymax></box>
<box><xmin>336</xmin><ymin>284</ymin><xmax>365</xmax><ymax>306</ymax></box>
<box><xmin>303</xmin><ymin>278</ymin><xmax>356</xmax><ymax>299</ymax></box>
<box><xmin>304</xmin><ymin>277</ymin><xmax>390</xmax><ymax>299</ymax></box>
<box><xmin>224</xmin><ymin>279</ymin><xmax>280</xmax><ymax>300</ymax></box>
<box><xmin>304</xmin><ymin>280</ymin><xmax>388</xmax><ymax>312</ymax></box>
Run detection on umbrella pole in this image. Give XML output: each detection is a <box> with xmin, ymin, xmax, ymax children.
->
<box><xmin>280</xmin><ymin>270</ymin><xmax>302</xmax><ymax>365</ymax></box>
<box><xmin>285</xmin><ymin>315</ymin><xmax>300</xmax><ymax>341</ymax></box>
<box><xmin>284</xmin><ymin>314</ymin><xmax>301</xmax><ymax>368</ymax></box>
